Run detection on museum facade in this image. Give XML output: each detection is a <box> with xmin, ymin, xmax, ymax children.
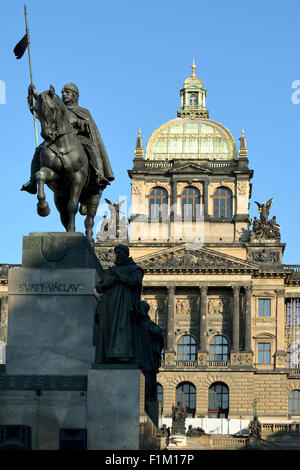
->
<box><xmin>95</xmin><ymin>63</ymin><xmax>300</xmax><ymax>425</ymax></box>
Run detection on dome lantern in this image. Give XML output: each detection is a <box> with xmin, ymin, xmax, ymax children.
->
<box><xmin>177</xmin><ymin>59</ymin><xmax>209</xmax><ymax>119</ymax></box>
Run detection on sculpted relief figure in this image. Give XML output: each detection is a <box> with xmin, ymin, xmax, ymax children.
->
<box><xmin>21</xmin><ymin>83</ymin><xmax>114</xmax><ymax>241</ymax></box>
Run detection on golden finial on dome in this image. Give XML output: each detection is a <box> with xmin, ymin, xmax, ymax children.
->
<box><xmin>191</xmin><ymin>57</ymin><xmax>196</xmax><ymax>77</ymax></box>
<box><xmin>134</xmin><ymin>129</ymin><xmax>144</xmax><ymax>157</ymax></box>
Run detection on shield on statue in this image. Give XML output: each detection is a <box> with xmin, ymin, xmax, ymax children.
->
<box><xmin>41</xmin><ymin>235</ymin><xmax>67</xmax><ymax>262</ymax></box>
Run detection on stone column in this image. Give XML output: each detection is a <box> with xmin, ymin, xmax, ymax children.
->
<box><xmin>244</xmin><ymin>286</ymin><xmax>252</xmax><ymax>352</ymax></box>
<box><xmin>199</xmin><ymin>286</ymin><xmax>208</xmax><ymax>351</ymax></box>
<box><xmin>232</xmin><ymin>286</ymin><xmax>240</xmax><ymax>352</ymax></box>
<box><xmin>166</xmin><ymin>286</ymin><xmax>175</xmax><ymax>351</ymax></box>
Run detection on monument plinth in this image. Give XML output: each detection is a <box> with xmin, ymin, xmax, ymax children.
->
<box><xmin>6</xmin><ymin>232</ymin><xmax>100</xmax><ymax>375</ymax></box>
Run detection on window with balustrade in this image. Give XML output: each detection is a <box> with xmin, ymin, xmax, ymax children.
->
<box><xmin>289</xmin><ymin>390</ymin><xmax>300</xmax><ymax>415</ymax></box>
<box><xmin>181</xmin><ymin>186</ymin><xmax>201</xmax><ymax>219</ymax></box>
<box><xmin>176</xmin><ymin>382</ymin><xmax>196</xmax><ymax>418</ymax></box>
<box><xmin>177</xmin><ymin>335</ymin><xmax>197</xmax><ymax>361</ymax></box>
<box><xmin>208</xmin><ymin>382</ymin><xmax>229</xmax><ymax>418</ymax></box>
<box><xmin>213</xmin><ymin>187</ymin><xmax>232</xmax><ymax>218</ymax></box>
<box><xmin>209</xmin><ymin>335</ymin><xmax>229</xmax><ymax>363</ymax></box>
<box><xmin>149</xmin><ymin>187</ymin><xmax>168</xmax><ymax>220</ymax></box>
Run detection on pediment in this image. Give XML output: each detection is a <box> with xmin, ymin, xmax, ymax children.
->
<box><xmin>135</xmin><ymin>244</ymin><xmax>260</xmax><ymax>272</ymax></box>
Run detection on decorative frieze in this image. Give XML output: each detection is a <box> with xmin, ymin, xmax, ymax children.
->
<box><xmin>230</xmin><ymin>351</ymin><xmax>253</xmax><ymax>367</ymax></box>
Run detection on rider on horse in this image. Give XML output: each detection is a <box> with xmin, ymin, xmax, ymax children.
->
<box><xmin>21</xmin><ymin>82</ymin><xmax>114</xmax><ymax>195</ymax></box>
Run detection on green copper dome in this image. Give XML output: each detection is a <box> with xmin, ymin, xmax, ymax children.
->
<box><xmin>145</xmin><ymin>117</ymin><xmax>237</xmax><ymax>161</ymax></box>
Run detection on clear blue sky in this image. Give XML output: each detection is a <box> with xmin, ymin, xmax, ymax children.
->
<box><xmin>1</xmin><ymin>0</ymin><xmax>300</xmax><ymax>264</ymax></box>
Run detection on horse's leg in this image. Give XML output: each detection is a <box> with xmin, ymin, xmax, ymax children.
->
<box><xmin>54</xmin><ymin>194</ymin><xmax>70</xmax><ymax>231</ymax></box>
<box><xmin>36</xmin><ymin>168</ymin><xmax>52</xmax><ymax>217</ymax></box>
<box><xmin>67</xmin><ymin>173</ymin><xmax>84</xmax><ymax>232</ymax></box>
<box><xmin>84</xmin><ymin>193</ymin><xmax>101</xmax><ymax>243</ymax></box>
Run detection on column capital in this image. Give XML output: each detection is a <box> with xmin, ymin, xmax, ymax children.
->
<box><xmin>232</xmin><ymin>285</ymin><xmax>241</xmax><ymax>293</ymax></box>
<box><xmin>199</xmin><ymin>285</ymin><xmax>208</xmax><ymax>294</ymax></box>
<box><xmin>167</xmin><ymin>285</ymin><xmax>175</xmax><ymax>293</ymax></box>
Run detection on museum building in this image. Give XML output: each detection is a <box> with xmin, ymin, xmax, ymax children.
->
<box><xmin>95</xmin><ymin>62</ymin><xmax>300</xmax><ymax>427</ymax></box>
<box><xmin>1</xmin><ymin>63</ymin><xmax>300</xmax><ymax>431</ymax></box>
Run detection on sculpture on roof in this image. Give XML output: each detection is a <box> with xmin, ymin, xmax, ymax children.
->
<box><xmin>97</xmin><ymin>199</ymin><xmax>128</xmax><ymax>240</ymax></box>
<box><xmin>251</xmin><ymin>198</ymin><xmax>280</xmax><ymax>240</ymax></box>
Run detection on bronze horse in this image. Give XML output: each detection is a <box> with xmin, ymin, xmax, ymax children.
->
<box><xmin>32</xmin><ymin>85</ymin><xmax>101</xmax><ymax>242</ymax></box>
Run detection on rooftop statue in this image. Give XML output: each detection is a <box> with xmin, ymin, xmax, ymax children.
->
<box><xmin>251</xmin><ymin>198</ymin><xmax>280</xmax><ymax>240</ymax></box>
<box><xmin>21</xmin><ymin>83</ymin><xmax>114</xmax><ymax>242</ymax></box>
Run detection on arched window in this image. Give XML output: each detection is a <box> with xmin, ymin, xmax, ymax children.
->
<box><xmin>213</xmin><ymin>187</ymin><xmax>232</xmax><ymax>218</ymax></box>
<box><xmin>208</xmin><ymin>382</ymin><xmax>229</xmax><ymax>418</ymax></box>
<box><xmin>177</xmin><ymin>335</ymin><xmax>197</xmax><ymax>361</ymax></box>
<box><xmin>189</xmin><ymin>93</ymin><xmax>198</xmax><ymax>106</ymax></box>
<box><xmin>149</xmin><ymin>187</ymin><xmax>168</xmax><ymax>219</ymax></box>
<box><xmin>209</xmin><ymin>335</ymin><xmax>229</xmax><ymax>362</ymax></box>
<box><xmin>181</xmin><ymin>186</ymin><xmax>201</xmax><ymax>219</ymax></box>
<box><xmin>157</xmin><ymin>383</ymin><xmax>163</xmax><ymax>411</ymax></box>
<box><xmin>289</xmin><ymin>390</ymin><xmax>300</xmax><ymax>415</ymax></box>
<box><xmin>288</xmin><ymin>343</ymin><xmax>300</xmax><ymax>369</ymax></box>
<box><xmin>176</xmin><ymin>382</ymin><xmax>196</xmax><ymax>417</ymax></box>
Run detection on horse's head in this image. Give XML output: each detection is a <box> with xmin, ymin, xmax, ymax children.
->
<box><xmin>34</xmin><ymin>85</ymin><xmax>70</xmax><ymax>141</ymax></box>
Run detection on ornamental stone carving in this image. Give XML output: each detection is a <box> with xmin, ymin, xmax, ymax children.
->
<box><xmin>250</xmin><ymin>250</ymin><xmax>280</xmax><ymax>263</ymax></box>
<box><xmin>250</xmin><ymin>198</ymin><xmax>280</xmax><ymax>240</ymax></box>
<box><xmin>237</xmin><ymin>181</ymin><xmax>248</xmax><ymax>196</ymax></box>
<box><xmin>208</xmin><ymin>298</ymin><xmax>223</xmax><ymax>315</ymax></box>
<box><xmin>207</xmin><ymin>296</ymin><xmax>232</xmax><ymax>316</ymax></box>
<box><xmin>176</xmin><ymin>298</ymin><xmax>198</xmax><ymax>316</ymax></box>
<box><xmin>231</xmin><ymin>352</ymin><xmax>253</xmax><ymax>366</ymax></box>
<box><xmin>139</xmin><ymin>248</ymin><xmax>256</xmax><ymax>271</ymax></box>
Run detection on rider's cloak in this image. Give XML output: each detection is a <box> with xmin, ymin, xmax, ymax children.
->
<box><xmin>67</xmin><ymin>105</ymin><xmax>115</xmax><ymax>183</ymax></box>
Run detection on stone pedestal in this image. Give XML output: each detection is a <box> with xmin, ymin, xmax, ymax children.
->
<box><xmin>6</xmin><ymin>232</ymin><xmax>100</xmax><ymax>375</ymax></box>
<box><xmin>87</xmin><ymin>366</ymin><xmax>159</xmax><ymax>450</ymax></box>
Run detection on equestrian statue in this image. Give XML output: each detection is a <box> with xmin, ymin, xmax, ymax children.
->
<box><xmin>21</xmin><ymin>82</ymin><xmax>114</xmax><ymax>242</ymax></box>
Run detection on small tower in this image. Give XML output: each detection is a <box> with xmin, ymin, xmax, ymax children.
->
<box><xmin>177</xmin><ymin>59</ymin><xmax>209</xmax><ymax>118</ymax></box>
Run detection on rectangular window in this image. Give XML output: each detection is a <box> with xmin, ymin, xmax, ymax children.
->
<box><xmin>258</xmin><ymin>342</ymin><xmax>271</xmax><ymax>363</ymax></box>
<box><xmin>258</xmin><ymin>299</ymin><xmax>271</xmax><ymax>316</ymax></box>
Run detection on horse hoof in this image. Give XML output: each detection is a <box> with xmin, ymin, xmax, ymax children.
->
<box><xmin>79</xmin><ymin>204</ymin><xmax>87</xmax><ymax>216</ymax></box>
<box><xmin>37</xmin><ymin>201</ymin><xmax>50</xmax><ymax>217</ymax></box>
